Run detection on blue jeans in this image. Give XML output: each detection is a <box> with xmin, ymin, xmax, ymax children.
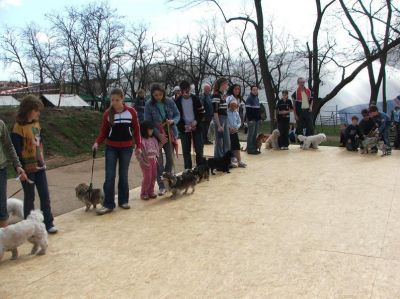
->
<box><xmin>214</xmin><ymin>115</ymin><xmax>231</xmax><ymax>158</ymax></box>
<box><xmin>180</xmin><ymin>127</ymin><xmax>204</xmax><ymax>169</ymax></box>
<box><xmin>0</xmin><ymin>168</ymin><xmax>7</xmax><ymax>221</ymax></box>
<box><xmin>22</xmin><ymin>170</ymin><xmax>54</xmax><ymax>230</ymax></box>
<box><xmin>246</xmin><ymin>121</ymin><xmax>259</xmax><ymax>153</ymax></box>
<box><xmin>103</xmin><ymin>146</ymin><xmax>133</xmax><ymax>209</ymax></box>
<box><xmin>157</xmin><ymin>142</ymin><xmax>174</xmax><ymax>190</ymax></box>
<box><xmin>381</xmin><ymin>127</ymin><xmax>391</xmax><ymax>147</ymax></box>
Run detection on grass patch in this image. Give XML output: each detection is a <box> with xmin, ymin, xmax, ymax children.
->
<box><xmin>0</xmin><ymin>107</ymin><xmax>104</xmax><ymax>178</ymax></box>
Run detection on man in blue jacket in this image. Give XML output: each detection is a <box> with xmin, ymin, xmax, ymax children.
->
<box><xmin>200</xmin><ymin>84</ymin><xmax>213</xmax><ymax>145</ymax></box>
<box><xmin>369</xmin><ymin>105</ymin><xmax>392</xmax><ymax>154</ymax></box>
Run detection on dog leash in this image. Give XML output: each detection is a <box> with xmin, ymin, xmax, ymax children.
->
<box><xmin>88</xmin><ymin>148</ymin><xmax>96</xmax><ymax>199</ymax></box>
<box><xmin>8</xmin><ymin>187</ymin><xmax>23</xmax><ymax>199</ymax></box>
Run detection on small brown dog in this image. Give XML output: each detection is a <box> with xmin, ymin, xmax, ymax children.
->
<box><xmin>241</xmin><ymin>133</ymin><xmax>269</xmax><ymax>152</ymax></box>
<box><xmin>75</xmin><ymin>183</ymin><xmax>104</xmax><ymax>212</ymax></box>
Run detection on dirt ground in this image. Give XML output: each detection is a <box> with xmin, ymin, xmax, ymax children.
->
<box><xmin>1</xmin><ymin>146</ymin><xmax>400</xmax><ymax>298</ymax></box>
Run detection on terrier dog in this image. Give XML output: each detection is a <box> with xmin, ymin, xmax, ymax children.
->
<box><xmin>6</xmin><ymin>198</ymin><xmax>24</xmax><ymax>225</ymax></box>
<box><xmin>265</xmin><ymin>129</ymin><xmax>280</xmax><ymax>150</ymax></box>
<box><xmin>192</xmin><ymin>160</ymin><xmax>210</xmax><ymax>183</ymax></box>
<box><xmin>298</xmin><ymin>133</ymin><xmax>327</xmax><ymax>149</ymax></box>
<box><xmin>161</xmin><ymin>171</ymin><xmax>197</xmax><ymax>198</ymax></box>
<box><xmin>241</xmin><ymin>133</ymin><xmax>269</xmax><ymax>152</ymax></box>
<box><xmin>360</xmin><ymin>129</ymin><xmax>379</xmax><ymax>154</ymax></box>
<box><xmin>0</xmin><ymin>210</ymin><xmax>48</xmax><ymax>262</ymax></box>
<box><xmin>207</xmin><ymin>151</ymin><xmax>234</xmax><ymax>175</ymax></box>
<box><xmin>75</xmin><ymin>183</ymin><xmax>104</xmax><ymax>212</ymax></box>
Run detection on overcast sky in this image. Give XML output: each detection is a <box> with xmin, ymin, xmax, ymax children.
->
<box><xmin>0</xmin><ymin>0</ymin><xmax>333</xmax><ymax>81</ymax></box>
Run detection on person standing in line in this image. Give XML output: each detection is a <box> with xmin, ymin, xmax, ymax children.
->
<box><xmin>275</xmin><ymin>90</ymin><xmax>294</xmax><ymax>150</ymax></box>
<box><xmin>212</xmin><ymin>78</ymin><xmax>230</xmax><ymax>158</ymax></box>
<box><xmin>200</xmin><ymin>83</ymin><xmax>214</xmax><ymax>145</ymax></box>
<box><xmin>245</xmin><ymin>85</ymin><xmax>261</xmax><ymax>155</ymax></box>
<box><xmin>93</xmin><ymin>88</ymin><xmax>142</xmax><ymax>215</ymax></box>
<box><xmin>291</xmin><ymin>77</ymin><xmax>314</xmax><ymax>137</ymax></box>
<box><xmin>133</xmin><ymin>89</ymin><xmax>147</xmax><ymax>123</ymax></box>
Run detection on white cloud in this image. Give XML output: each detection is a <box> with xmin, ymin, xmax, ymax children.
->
<box><xmin>0</xmin><ymin>0</ymin><xmax>21</xmax><ymax>9</ymax></box>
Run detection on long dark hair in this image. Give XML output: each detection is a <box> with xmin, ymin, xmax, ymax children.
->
<box><xmin>213</xmin><ymin>77</ymin><xmax>228</xmax><ymax>94</ymax></box>
<box><xmin>107</xmin><ymin>88</ymin><xmax>125</xmax><ymax>126</ymax></box>
<box><xmin>227</xmin><ymin>84</ymin><xmax>243</xmax><ymax>101</ymax></box>
<box><xmin>16</xmin><ymin>95</ymin><xmax>44</xmax><ymax>125</ymax></box>
<box><xmin>150</xmin><ymin>84</ymin><xmax>166</xmax><ymax>102</ymax></box>
<box><xmin>140</xmin><ymin>120</ymin><xmax>154</xmax><ymax>138</ymax></box>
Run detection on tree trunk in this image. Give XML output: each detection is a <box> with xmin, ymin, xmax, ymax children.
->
<box><xmin>254</xmin><ymin>0</ymin><xmax>276</xmax><ymax>131</ymax></box>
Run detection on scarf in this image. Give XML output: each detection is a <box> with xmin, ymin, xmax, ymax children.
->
<box><xmin>296</xmin><ymin>87</ymin><xmax>311</xmax><ymax>102</ymax></box>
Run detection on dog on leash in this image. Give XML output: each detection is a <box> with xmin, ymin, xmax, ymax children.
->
<box><xmin>161</xmin><ymin>171</ymin><xmax>197</xmax><ymax>198</ymax></box>
<box><xmin>0</xmin><ymin>210</ymin><xmax>48</xmax><ymax>262</ymax></box>
<box><xmin>298</xmin><ymin>133</ymin><xmax>327</xmax><ymax>149</ymax></box>
<box><xmin>207</xmin><ymin>151</ymin><xmax>234</xmax><ymax>175</ymax></box>
<box><xmin>6</xmin><ymin>198</ymin><xmax>24</xmax><ymax>225</ymax></box>
<box><xmin>192</xmin><ymin>160</ymin><xmax>210</xmax><ymax>183</ymax></box>
<box><xmin>75</xmin><ymin>183</ymin><xmax>104</xmax><ymax>212</ymax></box>
<box><xmin>265</xmin><ymin>129</ymin><xmax>280</xmax><ymax>150</ymax></box>
<box><xmin>241</xmin><ymin>133</ymin><xmax>269</xmax><ymax>152</ymax></box>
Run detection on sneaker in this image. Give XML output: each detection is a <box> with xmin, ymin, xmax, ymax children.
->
<box><xmin>47</xmin><ymin>226</ymin><xmax>58</xmax><ymax>234</ymax></box>
<box><xmin>119</xmin><ymin>203</ymin><xmax>131</xmax><ymax>209</ymax></box>
<box><xmin>149</xmin><ymin>194</ymin><xmax>157</xmax><ymax>199</ymax></box>
<box><xmin>238</xmin><ymin>161</ymin><xmax>247</xmax><ymax>168</ymax></box>
<box><xmin>158</xmin><ymin>189</ymin><xmax>167</xmax><ymax>196</ymax></box>
<box><xmin>230</xmin><ymin>163</ymin><xmax>238</xmax><ymax>168</ymax></box>
<box><xmin>141</xmin><ymin>195</ymin><xmax>150</xmax><ymax>200</ymax></box>
<box><xmin>96</xmin><ymin>207</ymin><xmax>113</xmax><ymax>215</ymax></box>
<box><xmin>204</xmin><ymin>140</ymin><xmax>213</xmax><ymax>145</ymax></box>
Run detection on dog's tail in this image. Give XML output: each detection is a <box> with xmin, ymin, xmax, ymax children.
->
<box><xmin>27</xmin><ymin>210</ymin><xmax>44</xmax><ymax>223</ymax></box>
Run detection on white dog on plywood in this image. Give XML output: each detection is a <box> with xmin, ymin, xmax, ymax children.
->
<box><xmin>297</xmin><ymin>133</ymin><xmax>327</xmax><ymax>149</ymax></box>
<box><xmin>265</xmin><ymin>129</ymin><xmax>280</xmax><ymax>150</ymax></box>
<box><xmin>0</xmin><ymin>210</ymin><xmax>48</xmax><ymax>262</ymax></box>
<box><xmin>6</xmin><ymin>198</ymin><xmax>24</xmax><ymax>225</ymax></box>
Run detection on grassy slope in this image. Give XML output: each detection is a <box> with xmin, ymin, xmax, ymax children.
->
<box><xmin>0</xmin><ymin>108</ymin><xmax>103</xmax><ymax>178</ymax></box>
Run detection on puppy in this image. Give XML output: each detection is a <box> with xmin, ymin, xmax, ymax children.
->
<box><xmin>192</xmin><ymin>160</ymin><xmax>210</xmax><ymax>183</ymax></box>
<box><xmin>265</xmin><ymin>129</ymin><xmax>280</xmax><ymax>150</ymax></box>
<box><xmin>298</xmin><ymin>133</ymin><xmax>327</xmax><ymax>149</ymax></box>
<box><xmin>256</xmin><ymin>133</ymin><xmax>269</xmax><ymax>152</ymax></box>
<box><xmin>6</xmin><ymin>198</ymin><xmax>24</xmax><ymax>225</ymax></box>
<box><xmin>75</xmin><ymin>183</ymin><xmax>104</xmax><ymax>212</ymax></box>
<box><xmin>161</xmin><ymin>171</ymin><xmax>197</xmax><ymax>198</ymax></box>
<box><xmin>361</xmin><ymin>137</ymin><xmax>379</xmax><ymax>154</ymax></box>
<box><xmin>0</xmin><ymin>210</ymin><xmax>48</xmax><ymax>261</ymax></box>
<box><xmin>207</xmin><ymin>151</ymin><xmax>234</xmax><ymax>175</ymax></box>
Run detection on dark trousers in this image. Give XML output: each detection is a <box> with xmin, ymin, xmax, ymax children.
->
<box><xmin>394</xmin><ymin>123</ymin><xmax>400</xmax><ymax>149</ymax></box>
<box><xmin>103</xmin><ymin>145</ymin><xmax>133</xmax><ymax>209</ymax></box>
<box><xmin>180</xmin><ymin>128</ymin><xmax>204</xmax><ymax>169</ymax></box>
<box><xmin>22</xmin><ymin>170</ymin><xmax>54</xmax><ymax>230</ymax></box>
<box><xmin>202</xmin><ymin>118</ymin><xmax>212</xmax><ymax>143</ymax></box>
<box><xmin>346</xmin><ymin>137</ymin><xmax>360</xmax><ymax>151</ymax></box>
<box><xmin>277</xmin><ymin>118</ymin><xmax>290</xmax><ymax>148</ymax></box>
<box><xmin>296</xmin><ymin>110</ymin><xmax>314</xmax><ymax>136</ymax></box>
<box><xmin>157</xmin><ymin>142</ymin><xmax>174</xmax><ymax>190</ymax></box>
<box><xmin>0</xmin><ymin>168</ymin><xmax>7</xmax><ymax>221</ymax></box>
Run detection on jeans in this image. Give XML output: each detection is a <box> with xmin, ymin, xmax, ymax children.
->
<box><xmin>0</xmin><ymin>168</ymin><xmax>7</xmax><ymax>221</ymax></box>
<box><xmin>346</xmin><ymin>137</ymin><xmax>360</xmax><ymax>151</ymax></box>
<box><xmin>140</xmin><ymin>158</ymin><xmax>157</xmax><ymax>196</ymax></box>
<box><xmin>381</xmin><ymin>127</ymin><xmax>391</xmax><ymax>147</ymax></box>
<box><xmin>157</xmin><ymin>142</ymin><xmax>174</xmax><ymax>190</ymax></box>
<box><xmin>214</xmin><ymin>115</ymin><xmax>231</xmax><ymax>158</ymax></box>
<box><xmin>246</xmin><ymin>120</ymin><xmax>259</xmax><ymax>153</ymax></box>
<box><xmin>22</xmin><ymin>170</ymin><xmax>54</xmax><ymax>230</ymax></box>
<box><xmin>103</xmin><ymin>145</ymin><xmax>133</xmax><ymax>209</ymax></box>
<box><xmin>296</xmin><ymin>110</ymin><xmax>314</xmax><ymax>136</ymax></box>
<box><xmin>277</xmin><ymin>118</ymin><xmax>290</xmax><ymax>148</ymax></box>
<box><xmin>395</xmin><ymin>123</ymin><xmax>400</xmax><ymax>148</ymax></box>
<box><xmin>180</xmin><ymin>128</ymin><xmax>204</xmax><ymax>169</ymax></box>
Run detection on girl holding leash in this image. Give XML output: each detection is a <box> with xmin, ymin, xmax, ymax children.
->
<box><xmin>11</xmin><ymin>96</ymin><xmax>57</xmax><ymax>233</ymax></box>
<box><xmin>93</xmin><ymin>88</ymin><xmax>142</xmax><ymax>215</ymax></box>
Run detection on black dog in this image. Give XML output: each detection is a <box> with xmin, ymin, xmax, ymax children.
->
<box><xmin>192</xmin><ymin>160</ymin><xmax>210</xmax><ymax>182</ymax></box>
<box><xmin>207</xmin><ymin>151</ymin><xmax>234</xmax><ymax>175</ymax></box>
<box><xmin>161</xmin><ymin>171</ymin><xmax>197</xmax><ymax>198</ymax></box>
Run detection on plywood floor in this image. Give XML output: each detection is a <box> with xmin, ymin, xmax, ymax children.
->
<box><xmin>1</xmin><ymin>146</ymin><xmax>399</xmax><ymax>298</ymax></box>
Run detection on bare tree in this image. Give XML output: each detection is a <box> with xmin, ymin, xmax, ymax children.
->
<box><xmin>0</xmin><ymin>27</ymin><xmax>29</xmax><ymax>86</ymax></box>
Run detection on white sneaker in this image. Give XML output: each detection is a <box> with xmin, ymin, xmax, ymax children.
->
<box><xmin>158</xmin><ymin>189</ymin><xmax>167</xmax><ymax>196</ymax></box>
<box><xmin>238</xmin><ymin>162</ymin><xmax>247</xmax><ymax>168</ymax></box>
<box><xmin>96</xmin><ymin>207</ymin><xmax>113</xmax><ymax>215</ymax></box>
<box><xmin>47</xmin><ymin>226</ymin><xmax>58</xmax><ymax>234</ymax></box>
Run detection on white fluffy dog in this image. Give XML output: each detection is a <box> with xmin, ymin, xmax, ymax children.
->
<box><xmin>298</xmin><ymin>133</ymin><xmax>327</xmax><ymax>149</ymax></box>
<box><xmin>265</xmin><ymin>129</ymin><xmax>280</xmax><ymax>150</ymax></box>
<box><xmin>6</xmin><ymin>198</ymin><xmax>24</xmax><ymax>225</ymax></box>
<box><xmin>0</xmin><ymin>210</ymin><xmax>48</xmax><ymax>261</ymax></box>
